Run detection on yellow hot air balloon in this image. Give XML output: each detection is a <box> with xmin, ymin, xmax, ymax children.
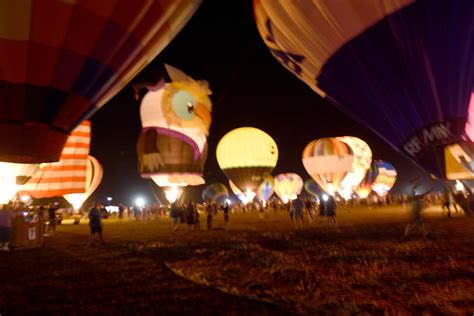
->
<box><xmin>216</xmin><ymin>127</ymin><xmax>278</xmax><ymax>201</ymax></box>
<box><xmin>302</xmin><ymin>138</ymin><xmax>353</xmax><ymax>196</ymax></box>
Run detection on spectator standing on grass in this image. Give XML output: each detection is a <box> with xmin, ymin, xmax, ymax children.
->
<box><xmin>291</xmin><ymin>197</ymin><xmax>304</xmax><ymax>229</ymax></box>
<box><xmin>170</xmin><ymin>202</ymin><xmax>180</xmax><ymax>232</ymax></box>
<box><xmin>223</xmin><ymin>202</ymin><xmax>230</xmax><ymax>231</ymax></box>
<box><xmin>404</xmin><ymin>187</ymin><xmax>434</xmax><ymax>240</ymax></box>
<box><xmin>0</xmin><ymin>203</ymin><xmax>15</xmax><ymax>251</ymax></box>
<box><xmin>206</xmin><ymin>203</ymin><xmax>214</xmax><ymax>231</ymax></box>
<box><xmin>194</xmin><ymin>204</ymin><xmax>200</xmax><ymax>231</ymax></box>
<box><xmin>87</xmin><ymin>202</ymin><xmax>104</xmax><ymax>247</ymax></box>
<box><xmin>186</xmin><ymin>201</ymin><xmax>195</xmax><ymax>231</ymax></box>
<box><xmin>118</xmin><ymin>203</ymin><xmax>124</xmax><ymax>220</ymax></box>
<box><xmin>325</xmin><ymin>196</ymin><xmax>338</xmax><ymax>229</ymax></box>
<box><xmin>47</xmin><ymin>204</ymin><xmax>57</xmax><ymax>235</ymax></box>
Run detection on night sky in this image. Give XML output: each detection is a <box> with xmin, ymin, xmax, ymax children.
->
<box><xmin>89</xmin><ymin>0</ymin><xmax>442</xmax><ymax>205</ymax></box>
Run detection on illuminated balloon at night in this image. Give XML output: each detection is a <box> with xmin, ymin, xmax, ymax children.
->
<box><xmin>255</xmin><ymin>0</ymin><xmax>474</xmax><ymax>178</ymax></box>
<box><xmin>0</xmin><ymin>1</ymin><xmax>202</xmax><ymax>164</ymax></box>
<box><xmin>64</xmin><ymin>156</ymin><xmax>103</xmax><ymax>211</ymax></box>
<box><xmin>256</xmin><ymin>174</ymin><xmax>274</xmax><ymax>203</ymax></box>
<box><xmin>274</xmin><ymin>173</ymin><xmax>303</xmax><ymax>203</ymax></box>
<box><xmin>21</xmin><ymin>121</ymin><xmax>102</xmax><ymax>210</ymax></box>
<box><xmin>136</xmin><ymin>65</ymin><xmax>212</xmax><ymax>203</ymax></box>
<box><xmin>337</xmin><ymin>137</ymin><xmax>372</xmax><ymax>190</ymax></box>
<box><xmin>216</xmin><ymin>127</ymin><xmax>278</xmax><ymax>196</ymax></box>
<box><xmin>444</xmin><ymin>143</ymin><xmax>474</xmax><ymax>180</ymax></box>
<box><xmin>201</xmin><ymin>183</ymin><xmax>229</xmax><ymax>204</ymax></box>
<box><xmin>304</xmin><ymin>179</ymin><xmax>322</xmax><ymax>199</ymax></box>
<box><xmin>229</xmin><ymin>180</ymin><xmax>252</xmax><ymax>204</ymax></box>
<box><xmin>371</xmin><ymin>160</ymin><xmax>397</xmax><ymax>197</ymax></box>
<box><xmin>302</xmin><ymin>138</ymin><xmax>353</xmax><ymax>196</ymax></box>
<box><xmin>0</xmin><ymin>163</ymin><xmax>39</xmax><ymax>204</ymax></box>
<box><xmin>355</xmin><ymin>163</ymin><xmax>378</xmax><ymax>199</ymax></box>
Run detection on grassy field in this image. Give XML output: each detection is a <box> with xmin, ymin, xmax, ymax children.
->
<box><xmin>1</xmin><ymin>204</ymin><xmax>473</xmax><ymax>315</ymax></box>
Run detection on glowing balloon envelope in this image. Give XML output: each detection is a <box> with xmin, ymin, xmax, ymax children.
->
<box><xmin>304</xmin><ymin>179</ymin><xmax>322</xmax><ymax>199</ymax></box>
<box><xmin>64</xmin><ymin>155</ymin><xmax>103</xmax><ymax>211</ymax></box>
<box><xmin>256</xmin><ymin>174</ymin><xmax>275</xmax><ymax>203</ymax></box>
<box><xmin>337</xmin><ymin>136</ymin><xmax>372</xmax><ymax>190</ymax></box>
<box><xmin>274</xmin><ymin>173</ymin><xmax>303</xmax><ymax>203</ymax></box>
<box><xmin>0</xmin><ymin>162</ymin><xmax>39</xmax><ymax>204</ymax></box>
<box><xmin>302</xmin><ymin>138</ymin><xmax>353</xmax><ymax>195</ymax></box>
<box><xmin>136</xmin><ymin>65</ymin><xmax>212</xmax><ymax>203</ymax></box>
<box><xmin>202</xmin><ymin>183</ymin><xmax>229</xmax><ymax>204</ymax></box>
<box><xmin>216</xmin><ymin>127</ymin><xmax>278</xmax><ymax>194</ymax></box>
<box><xmin>0</xmin><ymin>1</ymin><xmax>202</xmax><ymax>163</ymax></box>
<box><xmin>229</xmin><ymin>180</ymin><xmax>254</xmax><ymax>204</ymax></box>
<box><xmin>21</xmin><ymin>121</ymin><xmax>92</xmax><ymax>199</ymax></box>
<box><xmin>255</xmin><ymin>0</ymin><xmax>474</xmax><ymax>178</ymax></box>
<box><xmin>371</xmin><ymin>160</ymin><xmax>397</xmax><ymax>196</ymax></box>
<box><xmin>355</xmin><ymin>163</ymin><xmax>378</xmax><ymax>199</ymax></box>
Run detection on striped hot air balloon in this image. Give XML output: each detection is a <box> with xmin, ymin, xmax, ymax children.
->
<box><xmin>302</xmin><ymin>138</ymin><xmax>354</xmax><ymax>196</ymax></box>
<box><xmin>371</xmin><ymin>160</ymin><xmax>397</xmax><ymax>197</ymax></box>
<box><xmin>0</xmin><ymin>0</ymin><xmax>202</xmax><ymax>164</ymax></box>
<box><xmin>64</xmin><ymin>155</ymin><xmax>103</xmax><ymax>211</ymax></box>
<box><xmin>21</xmin><ymin>121</ymin><xmax>92</xmax><ymax>198</ymax></box>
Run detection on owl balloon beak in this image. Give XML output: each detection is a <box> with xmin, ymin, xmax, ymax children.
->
<box><xmin>194</xmin><ymin>103</ymin><xmax>211</xmax><ymax>128</ymax></box>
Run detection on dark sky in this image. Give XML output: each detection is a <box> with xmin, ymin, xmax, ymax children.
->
<box><xmin>89</xmin><ymin>0</ymin><xmax>442</xmax><ymax>205</ymax></box>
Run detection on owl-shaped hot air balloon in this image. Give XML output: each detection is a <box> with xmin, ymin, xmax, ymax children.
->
<box><xmin>136</xmin><ymin>65</ymin><xmax>212</xmax><ymax>203</ymax></box>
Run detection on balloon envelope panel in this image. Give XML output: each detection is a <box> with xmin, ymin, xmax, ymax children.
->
<box><xmin>202</xmin><ymin>183</ymin><xmax>229</xmax><ymax>203</ymax></box>
<box><xmin>136</xmin><ymin>65</ymin><xmax>212</xmax><ymax>188</ymax></box>
<box><xmin>274</xmin><ymin>173</ymin><xmax>303</xmax><ymax>202</ymax></box>
<box><xmin>217</xmin><ymin>127</ymin><xmax>278</xmax><ymax>192</ymax></box>
<box><xmin>302</xmin><ymin>137</ymin><xmax>353</xmax><ymax>195</ymax></box>
<box><xmin>0</xmin><ymin>0</ymin><xmax>202</xmax><ymax>163</ymax></box>
<box><xmin>255</xmin><ymin>0</ymin><xmax>474</xmax><ymax>178</ymax></box>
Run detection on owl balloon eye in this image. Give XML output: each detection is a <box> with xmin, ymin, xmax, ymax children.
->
<box><xmin>171</xmin><ymin>90</ymin><xmax>196</xmax><ymax>120</ymax></box>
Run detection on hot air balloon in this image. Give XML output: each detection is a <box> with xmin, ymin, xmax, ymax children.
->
<box><xmin>136</xmin><ymin>65</ymin><xmax>212</xmax><ymax>203</ymax></box>
<box><xmin>302</xmin><ymin>138</ymin><xmax>353</xmax><ymax>196</ymax></box>
<box><xmin>229</xmin><ymin>180</ymin><xmax>251</xmax><ymax>204</ymax></box>
<box><xmin>337</xmin><ymin>137</ymin><xmax>372</xmax><ymax>191</ymax></box>
<box><xmin>202</xmin><ymin>183</ymin><xmax>229</xmax><ymax>204</ymax></box>
<box><xmin>255</xmin><ymin>0</ymin><xmax>474</xmax><ymax>179</ymax></box>
<box><xmin>304</xmin><ymin>179</ymin><xmax>323</xmax><ymax>200</ymax></box>
<box><xmin>0</xmin><ymin>1</ymin><xmax>202</xmax><ymax>164</ymax></box>
<box><xmin>445</xmin><ymin>143</ymin><xmax>474</xmax><ymax>180</ymax></box>
<box><xmin>274</xmin><ymin>173</ymin><xmax>303</xmax><ymax>203</ymax></box>
<box><xmin>216</xmin><ymin>127</ymin><xmax>278</xmax><ymax>201</ymax></box>
<box><xmin>355</xmin><ymin>164</ymin><xmax>378</xmax><ymax>199</ymax></box>
<box><xmin>0</xmin><ymin>162</ymin><xmax>39</xmax><ymax>204</ymax></box>
<box><xmin>371</xmin><ymin>161</ymin><xmax>398</xmax><ymax>197</ymax></box>
<box><xmin>64</xmin><ymin>156</ymin><xmax>103</xmax><ymax>211</ymax></box>
<box><xmin>21</xmin><ymin>121</ymin><xmax>102</xmax><ymax>210</ymax></box>
<box><xmin>256</xmin><ymin>174</ymin><xmax>274</xmax><ymax>204</ymax></box>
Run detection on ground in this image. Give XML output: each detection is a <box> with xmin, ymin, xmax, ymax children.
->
<box><xmin>1</xmin><ymin>205</ymin><xmax>473</xmax><ymax>315</ymax></box>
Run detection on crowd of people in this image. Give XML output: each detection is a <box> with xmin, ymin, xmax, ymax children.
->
<box><xmin>1</xmin><ymin>186</ymin><xmax>473</xmax><ymax>251</ymax></box>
